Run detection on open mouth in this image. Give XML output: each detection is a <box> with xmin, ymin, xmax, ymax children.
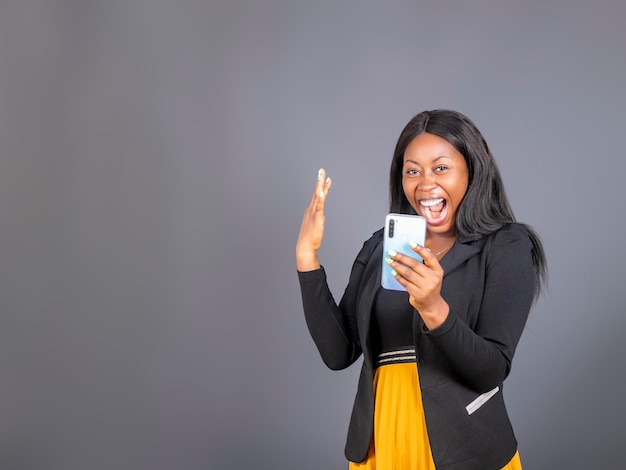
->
<box><xmin>419</xmin><ymin>198</ymin><xmax>447</xmax><ymax>225</ymax></box>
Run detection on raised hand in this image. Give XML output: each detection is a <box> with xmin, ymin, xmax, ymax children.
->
<box><xmin>296</xmin><ymin>168</ymin><xmax>332</xmax><ymax>271</ymax></box>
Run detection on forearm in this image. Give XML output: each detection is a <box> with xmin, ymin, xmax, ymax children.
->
<box><xmin>298</xmin><ymin>268</ymin><xmax>360</xmax><ymax>370</ymax></box>
<box><xmin>426</xmin><ymin>313</ymin><xmax>512</xmax><ymax>392</ymax></box>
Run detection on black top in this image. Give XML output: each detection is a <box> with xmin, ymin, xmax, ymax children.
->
<box><xmin>371</xmin><ymin>288</ymin><xmax>414</xmax><ymax>363</ymax></box>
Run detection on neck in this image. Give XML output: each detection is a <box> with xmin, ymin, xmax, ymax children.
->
<box><xmin>425</xmin><ymin>231</ymin><xmax>458</xmax><ymax>257</ymax></box>
<box><xmin>425</xmin><ymin>230</ymin><xmax>457</xmax><ymax>245</ymax></box>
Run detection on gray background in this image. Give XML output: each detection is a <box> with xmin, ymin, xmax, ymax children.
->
<box><xmin>1</xmin><ymin>1</ymin><xmax>625</xmax><ymax>469</ymax></box>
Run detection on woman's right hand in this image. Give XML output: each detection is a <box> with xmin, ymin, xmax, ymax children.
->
<box><xmin>296</xmin><ymin>168</ymin><xmax>332</xmax><ymax>271</ymax></box>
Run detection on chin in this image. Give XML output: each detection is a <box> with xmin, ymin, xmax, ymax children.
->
<box><xmin>427</xmin><ymin>221</ymin><xmax>456</xmax><ymax>236</ymax></box>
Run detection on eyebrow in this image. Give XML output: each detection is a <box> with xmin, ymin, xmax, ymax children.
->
<box><xmin>403</xmin><ymin>155</ymin><xmax>451</xmax><ymax>165</ymax></box>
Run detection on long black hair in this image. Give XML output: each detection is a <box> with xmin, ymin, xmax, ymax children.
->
<box><xmin>389</xmin><ymin>109</ymin><xmax>547</xmax><ymax>300</ymax></box>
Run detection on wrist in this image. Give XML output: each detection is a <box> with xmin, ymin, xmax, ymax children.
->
<box><xmin>419</xmin><ymin>298</ymin><xmax>450</xmax><ymax>330</ymax></box>
<box><xmin>296</xmin><ymin>249</ymin><xmax>320</xmax><ymax>272</ymax></box>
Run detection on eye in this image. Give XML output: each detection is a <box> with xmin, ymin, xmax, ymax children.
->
<box><xmin>405</xmin><ymin>168</ymin><xmax>421</xmax><ymax>176</ymax></box>
<box><xmin>434</xmin><ymin>164</ymin><xmax>448</xmax><ymax>173</ymax></box>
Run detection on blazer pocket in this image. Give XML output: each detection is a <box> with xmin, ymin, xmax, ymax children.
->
<box><xmin>465</xmin><ymin>386</ymin><xmax>499</xmax><ymax>415</ymax></box>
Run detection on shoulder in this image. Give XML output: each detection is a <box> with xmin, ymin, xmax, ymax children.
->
<box><xmin>352</xmin><ymin>228</ymin><xmax>384</xmax><ymax>263</ymax></box>
<box><xmin>368</xmin><ymin>227</ymin><xmax>384</xmax><ymax>248</ymax></box>
<box><xmin>484</xmin><ymin>223</ymin><xmax>534</xmax><ymax>269</ymax></box>
<box><xmin>490</xmin><ymin>223</ymin><xmax>533</xmax><ymax>248</ymax></box>
<box><xmin>458</xmin><ymin>224</ymin><xmax>534</xmax><ymax>264</ymax></box>
<box><xmin>360</xmin><ymin>227</ymin><xmax>384</xmax><ymax>246</ymax></box>
<box><xmin>370</xmin><ymin>227</ymin><xmax>384</xmax><ymax>241</ymax></box>
<box><xmin>363</xmin><ymin>227</ymin><xmax>384</xmax><ymax>252</ymax></box>
<box><xmin>461</xmin><ymin>223</ymin><xmax>531</xmax><ymax>251</ymax></box>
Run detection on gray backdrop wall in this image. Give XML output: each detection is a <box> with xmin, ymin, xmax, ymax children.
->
<box><xmin>1</xmin><ymin>1</ymin><xmax>625</xmax><ymax>469</ymax></box>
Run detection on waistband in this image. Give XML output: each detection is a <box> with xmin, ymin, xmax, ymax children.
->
<box><xmin>375</xmin><ymin>347</ymin><xmax>416</xmax><ymax>368</ymax></box>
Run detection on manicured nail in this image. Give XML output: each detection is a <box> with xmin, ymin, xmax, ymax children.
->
<box><xmin>317</xmin><ymin>169</ymin><xmax>322</xmax><ymax>181</ymax></box>
<box><xmin>391</xmin><ymin>269</ymin><xmax>398</xmax><ymax>277</ymax></box>
<box><xmin>409</xmin><ymin>241</ymin><xmax>418</xmax><ymax>249</ymax></box>
<box><xmin>385</xmin><ymin>256</ymin><xmax>393</xmax><ymax>265</ymax></box>
<box><xmin>388</xmin><ymin>249</ymin><xmax>397</xmax><ymax>257</ymax></box>
<box><xmin>325</xmin><ymin>176</ymin><xmax>330</xmax><ymax>183</ymax></box>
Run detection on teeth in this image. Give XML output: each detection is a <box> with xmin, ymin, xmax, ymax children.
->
<box><xmin>420</xmin><ymin>198</ymin><xmax>444</xmax><ymax>207</ymax></box>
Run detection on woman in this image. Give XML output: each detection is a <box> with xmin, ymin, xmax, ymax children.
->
<box><xmin>296</xmin><ymin>109</ymin><xmax>547</xmax><ymax>469</ymax></box>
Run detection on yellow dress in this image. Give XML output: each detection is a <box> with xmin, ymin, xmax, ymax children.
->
<box><xmin>349</xmin><ymin>363</ymin><xmax>522</xmax><ymax>470</ymax></box>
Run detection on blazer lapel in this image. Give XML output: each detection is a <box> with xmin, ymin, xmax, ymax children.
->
<box><xmin>440</xmin><ymin>237</ymin><xmax>484</xmax><ymax>276</ymax></box>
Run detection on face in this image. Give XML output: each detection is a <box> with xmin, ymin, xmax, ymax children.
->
<box><xmin>402</xmin><ymin>132</ymin><xmax>469</xmax><ymax>237</ymax></box>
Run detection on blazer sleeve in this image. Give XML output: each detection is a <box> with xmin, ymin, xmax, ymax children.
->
<box><xmin>297</xmin><ymin>230</ymin><xmax>382</xmax><ymax>370</ymax></box>
<box><xmin>425</xmin><ymin>224</ymin><xmax>536</xmax><ymax>392</ymax></box>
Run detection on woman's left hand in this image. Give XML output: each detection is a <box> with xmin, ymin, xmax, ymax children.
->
<box><xmin>386</xmin><ymin>244</ymin><xmax>450</xmax><ymax>330</ymax></box>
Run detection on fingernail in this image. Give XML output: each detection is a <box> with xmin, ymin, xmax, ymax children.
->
<box><xmin>325</xmin><ymin>176</ymin><xmax>330</xmax><ymax>183</ymax></box>
<box><xmin>317</xmin><ymin>169</ymin><xmax>322</xmax><ymax>181</ymax></box>
<box><xmin>409</xmin><ymin>242</ymin><xmax>418</xmax><ymax>249</ymax></box>
<box><xmin>385</xmin><ymin>256</ymin><xmax>393</xmax><ymax>265</ymax></box>
<box><xmin>391</xmin><ymin>269</ymin><xmax>398</xmax><ymax>277</ymax></box>
<box><xmin>388</xmin><ymin>249</ymin><xmax>397</xmax><ymax>257</ymax></box>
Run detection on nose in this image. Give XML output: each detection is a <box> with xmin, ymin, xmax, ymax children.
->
<box><xmin>417</xmin><ymin>171</ymin><xmax>437</xmax><ymax>191</ymax></box>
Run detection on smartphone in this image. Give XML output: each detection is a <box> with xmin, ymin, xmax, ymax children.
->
<box><xmin>381</xmin><ymin>213</ymin><xmax>427</xmax><ymax>291</ymax></box>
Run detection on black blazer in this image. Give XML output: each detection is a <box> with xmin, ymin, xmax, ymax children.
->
<box><xmin>298</xmin><ymin>223</ymin><xmax>535</xmax><ymax>469</ymax></box>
